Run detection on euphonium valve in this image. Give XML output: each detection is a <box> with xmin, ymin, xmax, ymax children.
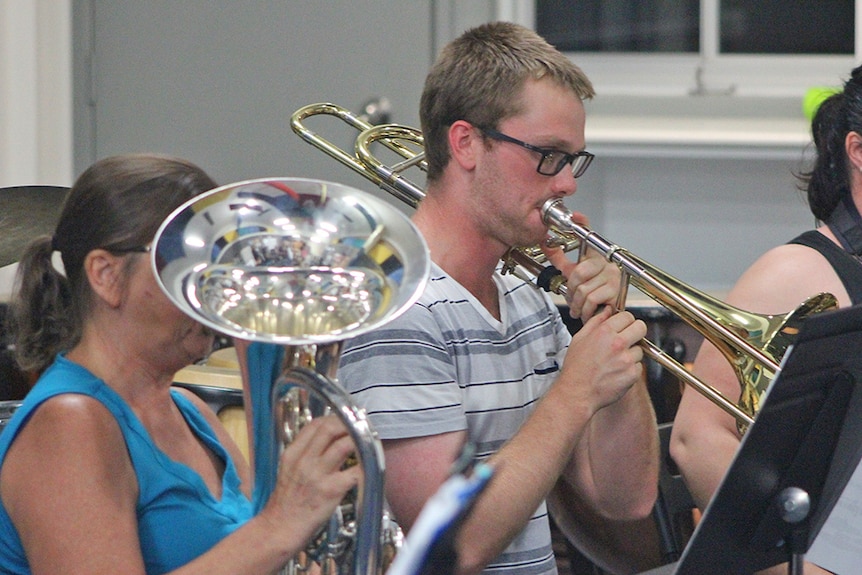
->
<box><xmin>151</xmin><ymin>178</ymin><xmax>430</xmax><ymax>575</ymax></box>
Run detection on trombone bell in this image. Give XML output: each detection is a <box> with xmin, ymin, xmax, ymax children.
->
<box><xmin>541</xmin><ymin>198</ymin><xmax>839</xmax><ymax>433</ymax></box>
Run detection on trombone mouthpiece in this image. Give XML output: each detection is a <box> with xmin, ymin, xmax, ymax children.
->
<box><xmin>541</xmin><ymin>198</ymin><xmax>574</xmax><ymax>231</ymax></box>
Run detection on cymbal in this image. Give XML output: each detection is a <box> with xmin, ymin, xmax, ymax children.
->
<box><xmin>0</xmin><ymin>186</ymin><xmax>69</xmax><ymax>267</ymax></box>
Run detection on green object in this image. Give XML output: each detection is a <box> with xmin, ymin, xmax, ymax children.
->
<box><xmin>803</xmin><ymin>87</ymin><xmax>841</xmax><ymax>120</ymax></box>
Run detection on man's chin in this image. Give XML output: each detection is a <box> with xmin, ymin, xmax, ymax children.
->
<box><xmin>515</xmin><ymin>230</ymin><xmax>550</xmax><ymax>249</ymax></box>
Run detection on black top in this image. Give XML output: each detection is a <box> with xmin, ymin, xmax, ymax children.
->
<box><xmin>789</xmin><ymin>230</ymin><xmax>862</xmax><ymax>305</ymax></box>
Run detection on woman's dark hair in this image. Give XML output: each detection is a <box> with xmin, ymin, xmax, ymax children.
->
<box><xmin>801</xmin><ymin>65</ymin><xmax>862</xmax><ymax>222</ymax></box>
<box><xmin>8</xmin><ymin>153</ymin><xmax>217</xmax><ymax>375</ymax></box>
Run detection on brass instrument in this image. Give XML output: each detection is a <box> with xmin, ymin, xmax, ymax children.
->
<box><xmin>151</xmin><ymin>177</ymin><xmax>430</xmax><ymax>575</ymax></box>
<box><xmin>290</xmin><ymin>102</ymin><xmax>839</xmax><ymax>433</ymax></box>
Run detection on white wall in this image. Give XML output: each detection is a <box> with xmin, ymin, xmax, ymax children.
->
<box><xmin>0</xmin><ymin>1</ymin><xmax>821</xmax><ymax>296</ymax></box>
<box><xmin>572</xmin><ymin>156</ymin><xmax>814</xmax><ymax>295</ymax></box>
<box><xmin>0</xmin><ymin>0</ymin><xmax>73</xmax><ymax>296</ymax></box>
<box><xmin>0</xmin><ymin>0</ymin><xmax>73</xmax><ymax>187</ymax></box>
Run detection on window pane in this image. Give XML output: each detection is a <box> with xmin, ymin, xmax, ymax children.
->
<box><xmin>720</xmin><ymin>0</ymin><xmax>853</xmax><ymax>54</ymax></box>
<box><xmin>536</xmin><ymin>0</ymin><xmax>700</xmax><ymax>53</ymax></box>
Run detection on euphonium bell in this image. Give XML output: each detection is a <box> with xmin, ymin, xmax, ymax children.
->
<box><xmin>151</xmin><ymin>178</ymin><xmax>430</xmax><ymax>575</ymax></box>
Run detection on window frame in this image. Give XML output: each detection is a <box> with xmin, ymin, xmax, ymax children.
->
<box><xmin>498</xmin><ymin>0</ymin><xmax>859</xmax><ymax>98</ymax></box>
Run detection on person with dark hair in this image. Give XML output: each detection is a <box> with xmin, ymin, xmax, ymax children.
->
<box><xmin>0</xmin><ymin>153</ymin><xmax>359</xmax><ymax>575</ymax></box>
<box><xmin>671</xmin><ymin>66</ymin><xmax>862</xmax><ymax>575</ymax></box>
<box><xmin>338</xmin><ymin>22</ymin><xmax>659</xmax><ymax>575</ymax></box>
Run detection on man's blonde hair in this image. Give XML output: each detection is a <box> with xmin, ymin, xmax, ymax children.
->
<box><xmin>420</xmin><ymin>21</ymin><xmax>594</xmax><ymax>182</ymax></box>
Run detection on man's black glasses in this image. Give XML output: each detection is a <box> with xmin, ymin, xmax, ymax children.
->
<box><xmin>479</xmin><ymin>127</ymin><xmax>594</xmax><ymax>178</ymax></box>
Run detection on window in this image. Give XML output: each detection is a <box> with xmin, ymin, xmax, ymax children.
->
<box><xmin>505</xmin><ymin>0</ymin><xmax>857</xmax><ymax>98</ymax></box>
<box><xmin>720</xmin><ymin>0</ymin><xmax>852</xmax><ymax>55</ymax></box>
<box><xmin>536</xmin><ymin>1</ymin><xmax>852</xmax><ymax>56</ymax></box>
<box><xmin>537</xmin><ymin>0</ymin><xmax>700</xmax><ymax>53</ymax></box>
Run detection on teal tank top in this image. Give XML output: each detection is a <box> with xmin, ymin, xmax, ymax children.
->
<box><xmin>0</xmin><ymin>355</ymin><xmax>254</xmax><ymax>575</ymax></box>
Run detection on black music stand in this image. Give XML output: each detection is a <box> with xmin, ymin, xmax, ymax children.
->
<box><xmin>641</xmin><ymin>303</ymin><xmax>862</xmax><ymax>575</ymax></box>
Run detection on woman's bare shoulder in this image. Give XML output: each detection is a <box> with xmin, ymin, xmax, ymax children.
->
<box><xmin>729</xmin><ymin>240</ymin><xmax>850</xmax><ymax>311</ymax></box>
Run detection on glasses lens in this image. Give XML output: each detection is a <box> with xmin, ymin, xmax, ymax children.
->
<box><xmin>538</xmin><ymin>153</ymin><xmax>566</xmax><ymax>176</ymax></box>
<box><xmin>570</xmin><ymin>154</ymin><xmax>593</xmax><ymax>178</ymax></box>
<box><xmin>537</xmin><ymin>152</ymin><xmax>593</xmax><ymax>178</ymax></box>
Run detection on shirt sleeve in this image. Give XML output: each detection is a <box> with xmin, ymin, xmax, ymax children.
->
<box><xmin>338</xmin><ymin>302</ymin><xmax>467</xmax><ymax>440</ymax></box>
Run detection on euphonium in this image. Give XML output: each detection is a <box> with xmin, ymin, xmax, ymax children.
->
<box><xmin>151</xmin><ymin>177</ymin><xmax>430</xmax><ymax>575</ymax></box>
<box><xmin>290</xmin><ymin>102</ymin><xmax>838</xmax><ymax>433</ymax></box>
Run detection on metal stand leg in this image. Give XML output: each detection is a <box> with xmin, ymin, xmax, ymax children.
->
<box><xmin>777</xmin><ymin>487</ymin><xmax>811</xmax><ymax>575</ymax></box>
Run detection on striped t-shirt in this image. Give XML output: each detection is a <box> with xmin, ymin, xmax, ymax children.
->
<box><xmin>339</xmin><ymin>263</ymin><xmax>571</xmax><ymax>575</ymax></box>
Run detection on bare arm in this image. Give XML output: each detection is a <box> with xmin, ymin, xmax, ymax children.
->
<box><xmin>546</xmin><ymin>243</ymin><xmax>659</xmax><ymax>519</ymax></box>
<box><xmin>671</xmin><ymin>241</ymin><xmax>848</xmax><ymax>575</ymax></box>
<box><xmin>561</xmin><ymin>363</ymin><xmax>657</xmax><ymax>518</ymax></box>
<box><xmin>177</xmin><ymin>415</ymin><xmax>361</xmax><ymax>575</ymax></box>
<box><xmin>382</xmin><ymin>358</ymin><xmax>645</xmax><ymax>575</ymax></box>
<box><xmin>1</xmin><ymin>397</ymin><xmax>357</xmax><ymax>575</ymax></box>
<box><xmin>2</xmin><ymin>395</ymin><xmax>146</xmax><ymax>575</ymax></box>
<box><xmin>381</xmin><ymin>249</ymin><xmax>658</xmax><ymax>575</ymax></box>
<box><xmin>672</xmin><ymin>242</ymin><xmax>851</xmax><ymax>509</ymax></box>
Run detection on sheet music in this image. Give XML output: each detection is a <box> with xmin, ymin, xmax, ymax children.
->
<box><xmin>806</xmin><ymin>458</ymin><xmax>862</xmax><ymax>574</ymax></box>
<box><xmin>385</xmin><ymin>463</ymin><xmax>493</xmax><ymax>575</ymax></box>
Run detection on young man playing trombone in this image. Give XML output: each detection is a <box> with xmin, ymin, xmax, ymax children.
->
<box><xmin>339</xmin><ymin>21</ymin><xmax>659</xmax><ymax>575</ymax></box>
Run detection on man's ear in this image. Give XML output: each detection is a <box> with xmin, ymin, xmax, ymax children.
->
<box><xmin>83</xmin><ymin>249</ymin><xmax>125</xmax><ymax>308</ymax></box>
<box><xmin>447</xmin><ymin>120</ymin><xmax>481</xmax><ymax>171</ymax></box>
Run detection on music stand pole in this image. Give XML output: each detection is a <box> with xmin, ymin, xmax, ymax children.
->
<box><xmin>636</xmin><ymin>305</ymin><xmax>862</xmax><ymax>575</ymax></box>
<box><xmin>776</xmin><ymin>487</ymin><xmax>810</xmax><ymax>575</ymax></box>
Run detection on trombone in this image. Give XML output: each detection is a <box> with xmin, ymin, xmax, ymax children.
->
<box><xmin>290</xmin><ymin>102</ymin><xmax>838</xmax><ymax>433</ymax></box>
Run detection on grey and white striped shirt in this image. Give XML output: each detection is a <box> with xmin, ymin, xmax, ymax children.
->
<box><xmin>339</xmin><ymin>263</ymin><xmax>571</xmax><ymax>575</ymax></box>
